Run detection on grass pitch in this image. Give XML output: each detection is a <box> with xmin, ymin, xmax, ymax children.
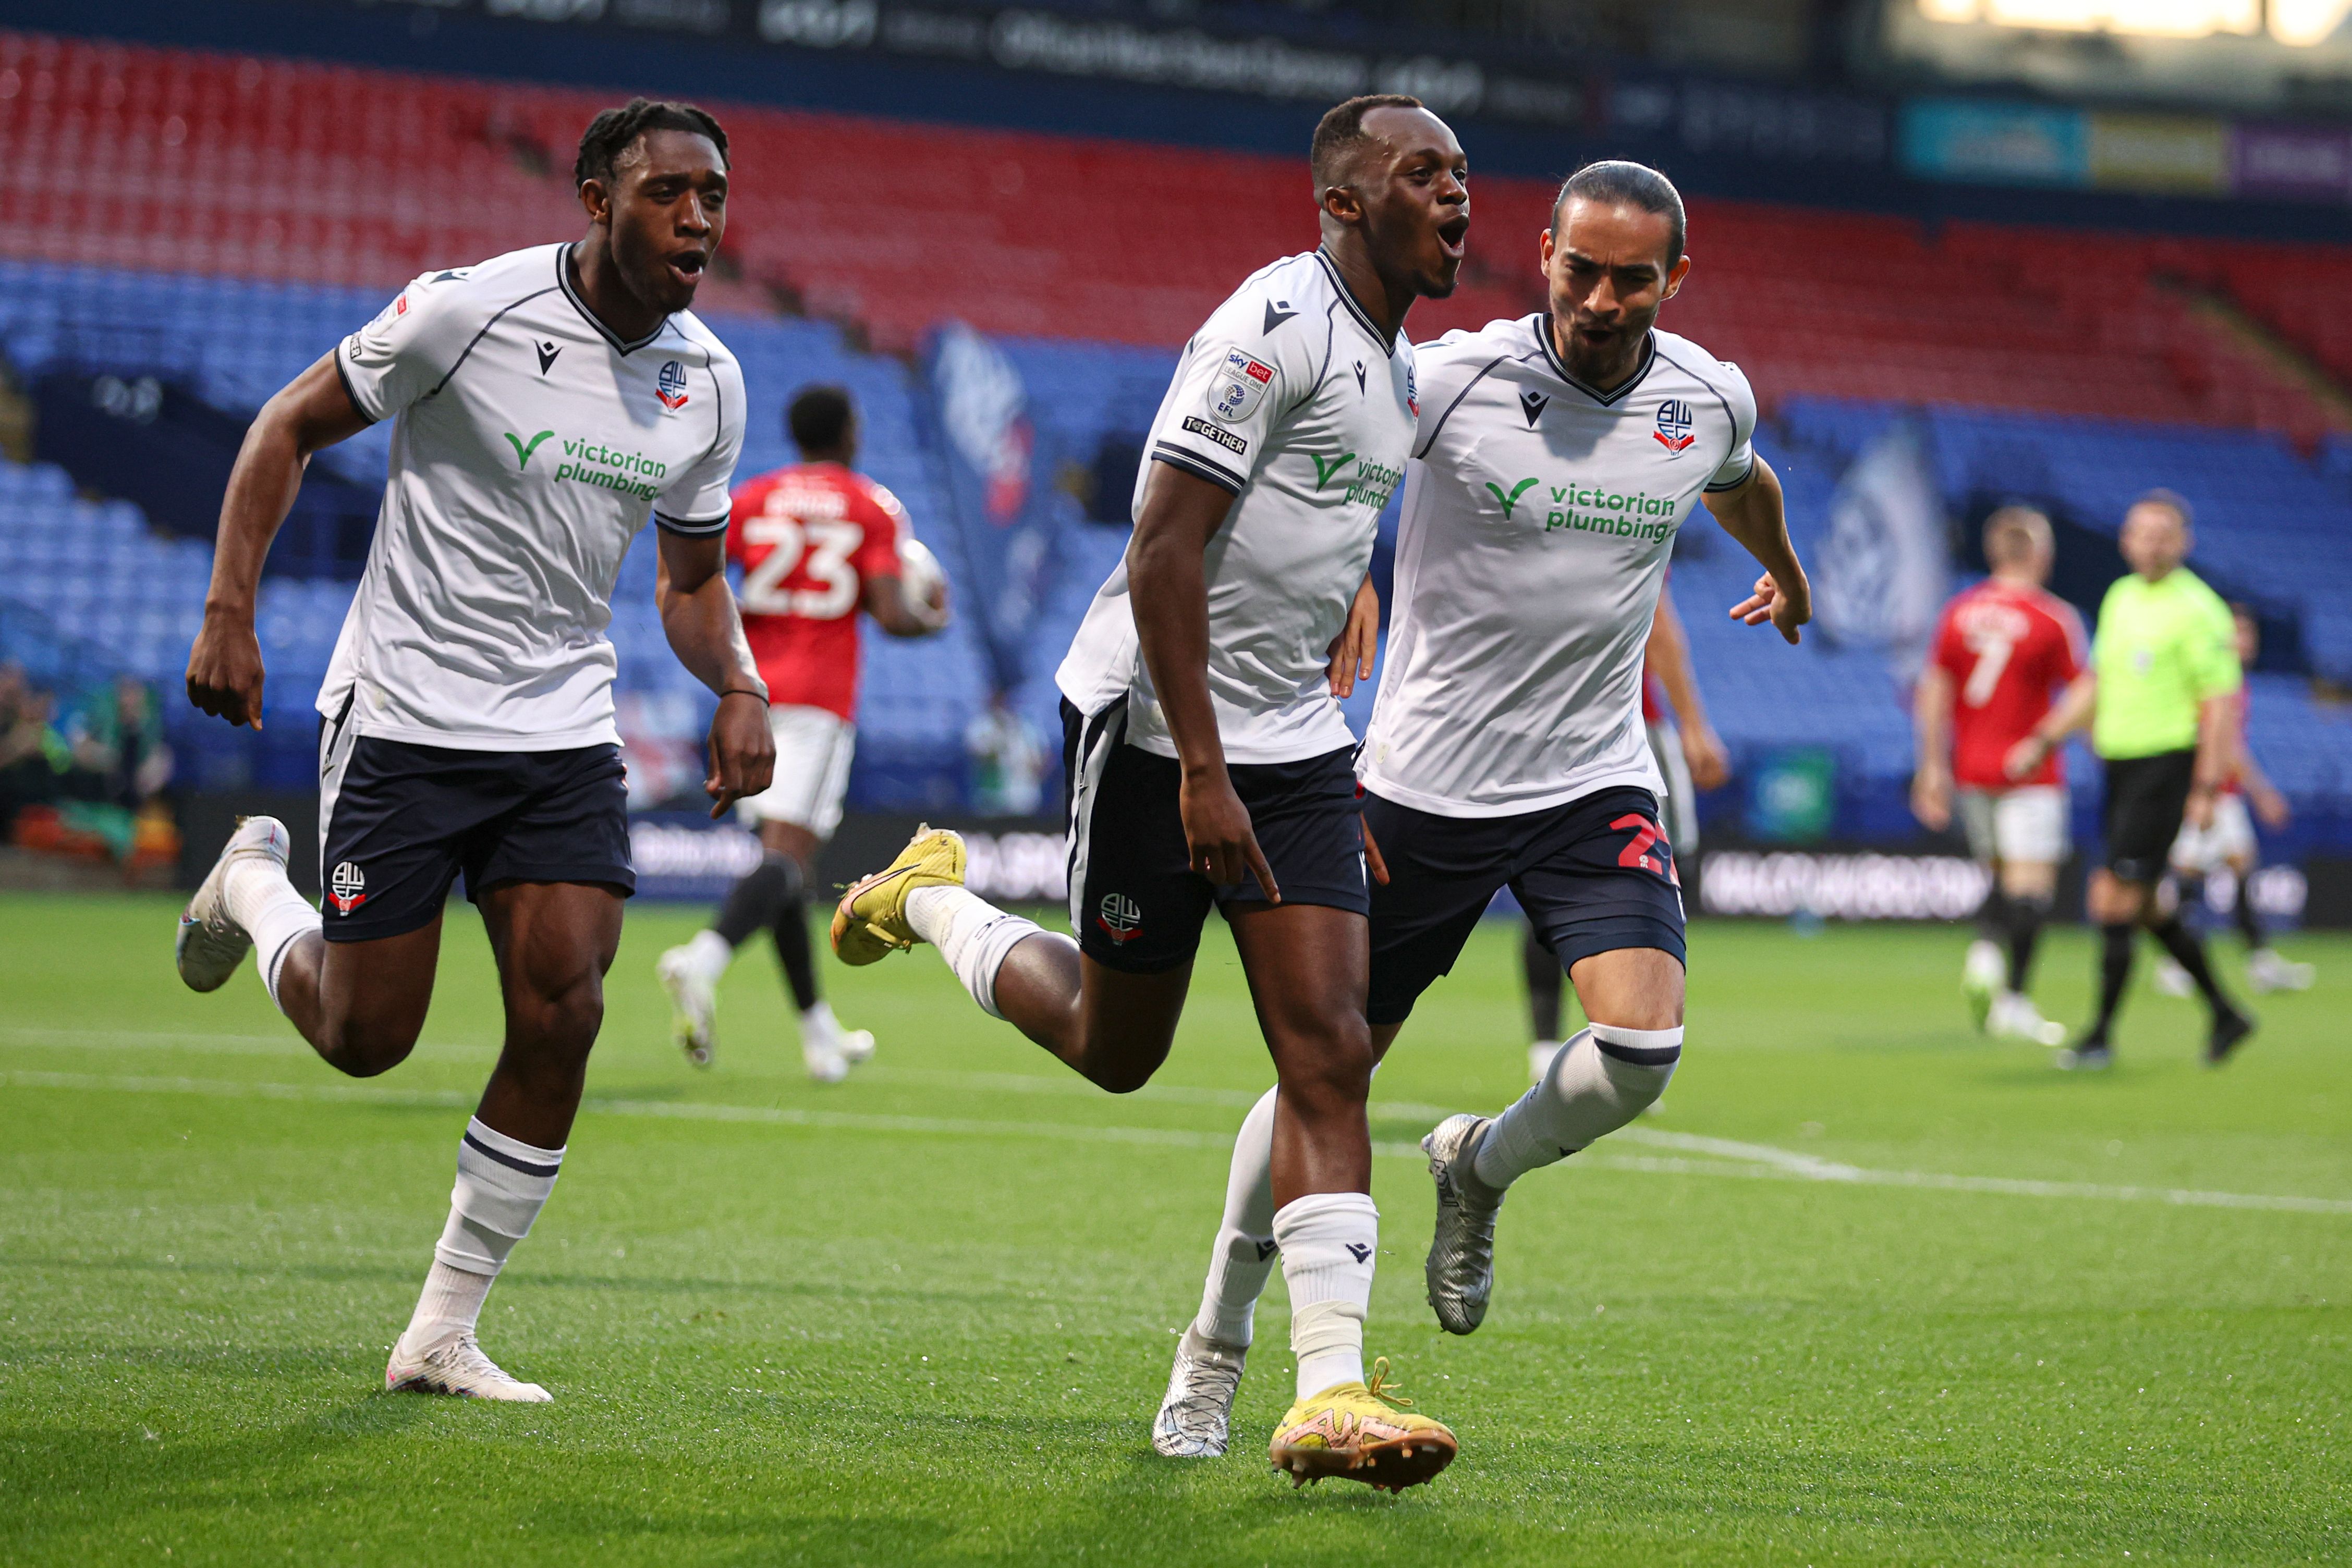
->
<box><xmin>2</xmin><ymin>893</ymin><xmax>2347</xmax><ymax>1565</ymax></box>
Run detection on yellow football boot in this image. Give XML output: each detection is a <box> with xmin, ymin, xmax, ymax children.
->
<box><xmin>1267</xmin><ymin>1359</ymin><xmax>1457</xmax><ymax>1492</ymax></box>
<box><xmin>828</xmin><ymin>825</ymin><xmax>968</xmax><ymax>966</ymax></box>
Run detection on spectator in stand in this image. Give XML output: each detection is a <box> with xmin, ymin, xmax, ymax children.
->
<box><xmin>0</xmin><ymin>666</ymin><xmax>69</xmax><ymax>831</ymax></box>
<box><xmin>65</xmin><ymin>675</ymin><xmax>175</xmax><ymax>811</ymax></box>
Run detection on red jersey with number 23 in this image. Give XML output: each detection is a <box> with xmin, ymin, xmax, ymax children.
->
<box><xmin>727</xmin><ymin>462</ymin><xmax>908</xmax><ymax>721</ymax></box>
<box><xmin>1929</xmin><ymin>579</ymin><xmax>2087</xmax><ymax>789</ymax></box>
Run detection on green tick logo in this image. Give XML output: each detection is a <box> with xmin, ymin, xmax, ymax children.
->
<box><xmin>504</xmin><ymin>430</ymin><xmax>555</xmax><ymax>470</ymax></box>
<box><xmin>1311</xmin><ymin>451</ymin><xmax>1357</xmax><ymax>490</ymax></box>
<box><xmin>1485</xmin><ymin>477</ymin><xmax>1539</xmax><ymax>518</ymax></box>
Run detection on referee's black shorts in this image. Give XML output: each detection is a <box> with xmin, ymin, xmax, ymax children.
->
<box><xmin>2100</xmin><ymin>748</ymin><xmax>2197</xmax><ymax>884</ymax></box>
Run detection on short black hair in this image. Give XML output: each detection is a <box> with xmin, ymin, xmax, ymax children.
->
<box><xmin>574</xmin><ymin>97</ymin><xmax>729</xmax><ymax>190</ymax></box>
<box><xmin>788</xmin><ymin>385</ymin><xmax>855</xmax><ymax>455</ymax></box>
<box><xmin>2130</xmin><ymin>487</ymin><xmax>2194</xmax><ymax>530</ymax></box>
<box><xmin>1552</xmin><ymin>160</ymin><xmax>1686</xmax><ymax>269</ymax></box>
<box><xmin>1311</xmin><ymin>94</ymin><xmax>1426</xmax><ymax>192</ymax></box>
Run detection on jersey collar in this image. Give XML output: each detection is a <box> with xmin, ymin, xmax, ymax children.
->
<box><xmin>1530</xmin><ymin>314</ymin><xmax>1655</xmax><ymax>407</ymax></box>
<box><xmin>1314</xmin><ymin>248</ymin><xmax>1396</xmax><ymax>359</ymax></box>
<box><xmin>558</xmin><ymin>244</ymin><xmax>672</xmax><ymax>357</ymax></box>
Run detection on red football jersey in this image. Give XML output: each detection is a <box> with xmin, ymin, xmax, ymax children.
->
<box><xmin>1929</xmin><ymin>579</ymin><xmax>2087</xmax><ymax>789</ymax></box>
<box><xmin>726</xmin><ymin>462</ymin><xmax>908</xmax><ymax>720</ymax></box>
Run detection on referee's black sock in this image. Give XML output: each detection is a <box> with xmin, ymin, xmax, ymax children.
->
<box><xmin>2234</xmin><ymin>881</ymin><xmax>2269</xmax><ymax>952</ymax></box>
<box><xmin>2150</xmin><ymin>912</ymin><xmax>2235</xmax><ymax>1014</ymax></box>
<box><xmin>766</xmin><ymin>856</ymin><xmax>821</xmax><ymax>1013</ymax></box>
<box><xmin>714</xmin><ymin>853</ymin><xmax>795</xmax><ymax>950</ymax></box>
<box><xmin>2091</xmin><ymin>923</ymin><xmax>2136</xmax><ymax>1039</ymax></box>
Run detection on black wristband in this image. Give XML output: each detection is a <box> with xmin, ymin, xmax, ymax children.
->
<box><xmin>720</xmin><ymin>687</ymin><xmax>767</xmax><ymax>703</ymax></box>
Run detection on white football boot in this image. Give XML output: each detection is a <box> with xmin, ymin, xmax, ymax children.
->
<box><xmin>655</xmin><ymin>945</ymin><xmax>720</xmax><ymax>1068</ymax></box>
<box><xmin>384</xmin><ymin>1333</ymin><xmax>551</xmax><ymax>1402</ymax></box>
<box><xmin>175</xmin><ymin>815</ymin><xmax>293</xmax><ymax>993</ymax></box>
<box><xmin>1988</xmin><ymin>991</ymin><xmax>2067</xmax><ymax>1047</ymax></box>
<box><xmin>1152</xmin><ymin>1324</ymin><xmax>1248</xmax><ymax>1457</ymax></box>
<box><xmin>2248</xmin><ymin>948</ymin><xmax>2315</xmax><ymax>994</ymax></box>
<box><xmin>1960</xmin><ymin>939</ymin><xmax>2004</xmax><ymax>1031</ymax></box>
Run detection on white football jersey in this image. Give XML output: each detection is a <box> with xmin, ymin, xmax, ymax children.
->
<box><xmin>321</xmin><ymin>242</ymin><xmax>746</xmax><ymax>751</ymax></box>
<box><xmin>1361</xmin><ymin>316</ymin><xmax>1756</xmax><ymax>817</ymax></box>
<box><xmin>1056</xmin><ymin>249</ymin><xmax>1417</xmax><ymax>764</ymax></box>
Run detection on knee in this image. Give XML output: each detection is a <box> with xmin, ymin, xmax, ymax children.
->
<box><xmin>1275</xmin><ymin>1018</ymin><xmax>1375</xmax><ymax>1113</ymax></box>
<box><xmin>315</xmin><ymin>1014</ymin><xmax>422</xmax><ymax>1078</ymax></box>
<box><xmin>513</xmin><ymin>976</ymin><xmax>605</xmax><ymax>1052</ymax></box>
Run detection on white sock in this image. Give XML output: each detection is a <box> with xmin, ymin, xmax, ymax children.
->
<box><xmin>682</xmin><ymin>928</ymin><xmax>733</xmax><ymax>983</ymax></box>
<box><xmin>906</xmin><ymin>884</ymin><xmax>1051</xmax><ymax>1020</ymax></box>
<box><xmin>225</xmin><ymin>858</ymin><xmax>320</xmax><ymax>1011</ymax></box>
<box><xmin>1273</xmin><ymin>1190</ymin><xmax>1378</xmax><ymax>1400</ymax></box>
<box><xmin>399</xmin><ymin>1117</ymin><xmax>565</xmax><ymax>1354</ymax></box>
<box><xmin>1474</xmin><ymin>1023</ymin><xmax>1681</xmax><ymax>1191</ymax></box>
<box><xmin>1192</xmin><ymin>1085</ymin><xmax>1279</xmax><ymax>1348</ymax></box>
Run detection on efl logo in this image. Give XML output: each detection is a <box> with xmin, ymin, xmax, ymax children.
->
<box><xmin>1212</xmin><ymin>350</ymin><xmax>1275</xmax><ymax>423</ymax></box>
<box><xmin>1095</xmin><ymin>892</ymin><xmax>1142</xmax><ymax>945</ymax></box>
<box><xmin>1654</xmin><ymin>399</ymin><xmax>1696</xmax><ymax>453</ymax></box>
<box><xmin>328</xmin><ymin>861</ymin><xmax>368</xmax><ymax>916</ymax></box>
<box><xmin>655</xmin><ymin>360</ymin><xmax>690</xmax><ymax>411</ymax></box>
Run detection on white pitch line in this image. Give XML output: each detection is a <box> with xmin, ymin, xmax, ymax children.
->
<box><xmin>7</xmin><ymin>1068</ymin><xmax>2349</xmax><ymax>1218</ymax></box>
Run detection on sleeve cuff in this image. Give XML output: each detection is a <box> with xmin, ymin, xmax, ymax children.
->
<box><xmin>332</xmin><ymin>345</ymin><xmax>382</xmax><ymax>426</ymax></box>
<box><xmin>1703</xmin><ymin>458</ymin><xmax>1756</xmax><ymax>494</ymax></box>
<box><xmin>654</xmin><ymin>510</ymin><xmax>731</xmax><ymax>537</ymax></box>
<box><xmin>1149</xmin><ymin>444</ymin><xmax>1245</xmax><ymax>495</ymax></box>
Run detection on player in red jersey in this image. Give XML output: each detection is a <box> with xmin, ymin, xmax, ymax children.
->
<box><xmin>656</xmin><ymin>386</ymin><xmax>948</xmax><ymax>1077</ymax></box>
<box><xmin>1912</xmin><ymin>507</ymin><xmax>2086</xmax><ymax>1043</ymax></box>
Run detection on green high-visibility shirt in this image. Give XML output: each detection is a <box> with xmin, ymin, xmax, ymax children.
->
<box><xmin>2091</xmin><ymin>567</ymin><xmax>2240</xmax><ymax>760</ymax></box>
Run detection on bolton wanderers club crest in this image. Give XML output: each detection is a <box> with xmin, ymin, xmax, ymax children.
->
<box><xmin>656</xmin><ymin>359</ymin><xmax>690</xmax><ymax>411</ymax></box>
<box><xmin>1095</xmin><ymin>892</ymin><xmax>1142</xmax><ymax>944</ymax></box>
<box><xmin>1654</xmin><ymin>398</ymin><xmax>1696</xmax><ymax>453</ymax></box>
<box><xmin>329</xmin><ymin>861</ymin><xmax>367</xmax><ymax>916</ymax></box>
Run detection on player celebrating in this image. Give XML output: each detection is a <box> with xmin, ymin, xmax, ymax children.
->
<box><xmin>175</xmin><ymin>101</ymin><xmax>768</xmax><ymax>1401</ymax></box>
<box><xmin>2155</xmin><ymin>605</ymin><xmax>2314</xmax><ymax>997</ymax></box>
<box><xmin>1154</xmin><ymin>161</ymin><xmax>1812</xmax><ymax>1457</ymax></box>
<box><xmin>827</xmin><ymin>95</ymin><xmax>1469</xmax><ymax>1491</ymax></box>
<box><xmin>1523</xmin><ymin>582</ymin><xmax>1728</xmax><ymax>1082</ymax></box>
<box><xmin>2007</xmin><ymin>491</ymin><xmax>2253</xmax><ymax>1069</ymax></box>
<box><xmin>655</xmin><ymin>385</ymin><xmax>948</xmax><ymax>1080</ymax></box>
<box><xmin>1911</xmin><ymin>507</ymin><xmax>2085</xmax><ymax>1046</ymax></box>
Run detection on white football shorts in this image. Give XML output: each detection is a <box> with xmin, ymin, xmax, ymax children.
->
<box><xmin>2170</xmin><ymin>791</ymin><xmax>2256</xmax><ymax>876</ymax></box>
<box><xmin>1957</xmin><ymin>785</ymin><xmax>2069</xmax><ymax>866</ymax></box>
<box><xmin>736</xmin><ymin>703</ymin><xmax>856</xmax><ymax>839</ymax></box>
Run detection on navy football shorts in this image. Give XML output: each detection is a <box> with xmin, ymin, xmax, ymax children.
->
<box><xmin>1061</xmin><ymin>697</ymin><xmax>1368</xmax><ymax>974</ymax></box>
<box><xmin>317</xmin><ymin>701</ymin><xmax>633</xmax><ymax>943</ymax></box>
<box><xmin>1364</xmin><ymin>785</ymin><xmax>1686</xmax><ymax>1027</ymax></box>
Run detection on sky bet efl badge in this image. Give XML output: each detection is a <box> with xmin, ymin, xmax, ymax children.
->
<box><xmin>1212</xmin><ymin>349</ymin><xmax>1275</xmax><ymax>423</ymax></box>
<box><xmin>1654</xmin><ymin>398</ymin><xmax>1696</xmax><ymax>453</ymax></box>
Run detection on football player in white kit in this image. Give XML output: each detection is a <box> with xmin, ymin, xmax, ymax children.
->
<box><xmin>1153</xmin><ymin>161</ymin><xmax>1813</xmax><ymax>1456</ymax></box>
<box><xmin>826</xmin><ymin>95</ymin><xmax>1468</xmax><ymax>1491</ymax></box>
<box><xmin>175</xmin><ymin>101</ymin><xmax>772</xmax><ymax>1402</ymax></box>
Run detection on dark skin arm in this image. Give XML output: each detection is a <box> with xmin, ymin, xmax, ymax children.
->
<box><xmin>1127</xmin><ymin>461</ymin><xmax>1281</xmax><ymax>902</ymax></box>
<box><xmin>655</xmin><ymin>534</ymin><xmax>777</xmax><ymax>818</ymax></box>
<box><xmin>187</xmin><ymin>353</ymin><xmax>373</xmax><ymax>728</ymax></box>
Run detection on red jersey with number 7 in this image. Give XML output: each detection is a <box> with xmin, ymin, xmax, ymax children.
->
<box><xmin>726</xmin><ymin>462</ymin><xmax>909</xmax><ymax>720</ymax></box>
<box><xmin>1928</xmin><ymin>579</ymin><xmax>2088</xmax><ymax>789</ymax></box>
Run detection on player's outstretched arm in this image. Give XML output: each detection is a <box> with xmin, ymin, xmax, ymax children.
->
<box><xmin>656</xmin><ymin>531</ymin><xmax>777</xmax><ymax>818</ymax></box>
<box><xmin>2005</xmin><ymin>670</ymin><xmax>2097</xmax><ymax>781</ymax></box>
<box><xmin>1129</xmin><ymin>461</ymin><xmax>1279</xmax><ymax>902</ymax></box>
<box><xmin>186</xmin><ymin>353</ymin><xmax>373</xmax><ymax>729</ymax></box>
<box><xmin>1705</xmin><ymin>456</ymin><xmax>1811</xmax><ymax>646</ymax></box>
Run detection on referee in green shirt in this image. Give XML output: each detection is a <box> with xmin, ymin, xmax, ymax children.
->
<box><xmin>2007</xmin><ymin>491</ymin><xmax>2253</xmax><ymax>1069</ymax></box>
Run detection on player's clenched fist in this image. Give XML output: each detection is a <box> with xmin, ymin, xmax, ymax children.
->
<box><xmin>186</xmin><ymin>610</ymin><xmax>268</xmax><ymax>730</ymax></box>
<box><xmin>704</xmin><ymin>689</ymin><xmax>778</xmax><ymax>819</ymax></box>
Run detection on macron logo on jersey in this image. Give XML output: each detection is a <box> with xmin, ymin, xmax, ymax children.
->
<box><xmin>655</xmin><ymin>360</ymin><xmax>690</xmax><ymax>411</ymax></box>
